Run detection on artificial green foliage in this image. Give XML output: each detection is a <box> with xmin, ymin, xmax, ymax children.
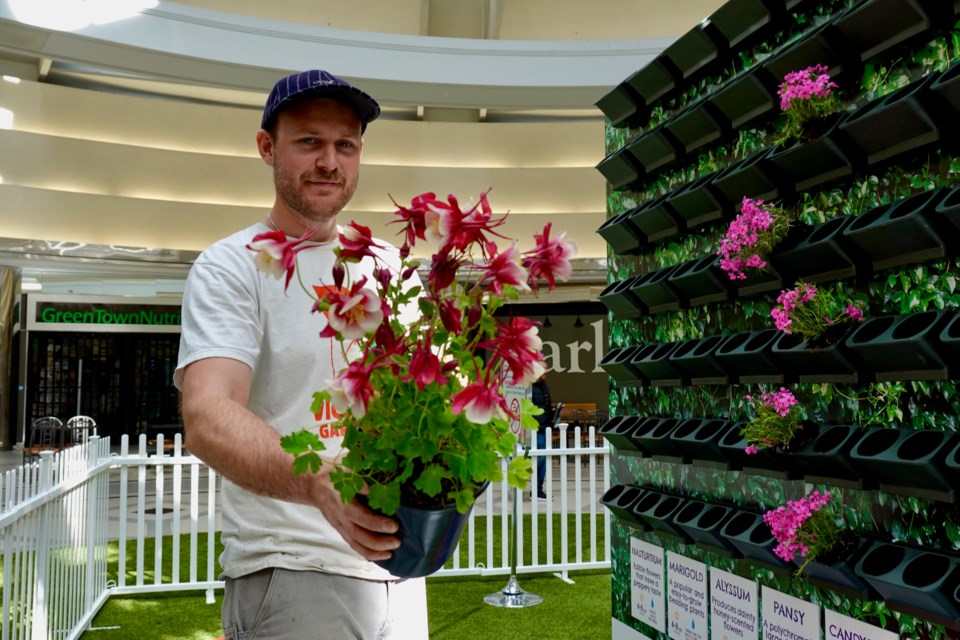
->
<box><xmin>604</xmin><ymin>3</ymin><xmax>960</xmax><ymax>637</ymax></box>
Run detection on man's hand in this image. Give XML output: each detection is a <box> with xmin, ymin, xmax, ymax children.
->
<box><xmin>311</xmin><ymin>473</ymin><xmax>401</xmax><ymax>561</ymax></box>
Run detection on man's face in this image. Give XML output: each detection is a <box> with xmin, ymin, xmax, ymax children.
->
<box><xmin>264</xmin><ymin>98</ymin><xmax>363</xmax><ymax>226</ymax></box>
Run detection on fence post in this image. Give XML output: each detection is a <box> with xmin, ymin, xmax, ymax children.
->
<box><xmin>85</xmin><ymin>438</ymin><xmax>101</xmax><ymax>612</ymax></box>
<box><xmin>31</xmin><ymin>451</ymin><xmax>55</xmax><ymax>640</ymax></box>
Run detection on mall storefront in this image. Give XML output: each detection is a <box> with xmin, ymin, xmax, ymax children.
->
<box><xmin>9</xmin><ymin>293</ymin><xmax>181</xmax><ymax>444</ymax></box>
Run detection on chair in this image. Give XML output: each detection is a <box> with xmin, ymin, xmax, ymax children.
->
<box><xmin>66</xmin><ymin>415</ymin><xmax>98</xmax><ymax>445</ymax></box>
<box><xmin>23</xmin><ymin>416</ymin><xmax>65</xmax><ymax>462</ymax></box>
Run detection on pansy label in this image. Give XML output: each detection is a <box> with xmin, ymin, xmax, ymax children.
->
<box><xmin>709</xmin><ymin>568</ymin><xmax>758</xmax><ymax>640</ymax></box>
<box><xmin>631</xmin><ymin>538</ymin><xmax>666</xmax><ymax>632</ymax></box>
<box><xmin>666</xmin><ymin>552</ymin><xmax>707</xmax><ymax>640</ymax></box>
<box><xmin>761</xmin><ymin>586</ymin><xmax>819</xmax><ymax>640</ymax></box>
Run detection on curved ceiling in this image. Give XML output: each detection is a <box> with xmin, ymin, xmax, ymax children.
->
<box><xmin>0</xmin><ymin>0</ymin><xmax>722</xmax><ymax>298</ymax></box>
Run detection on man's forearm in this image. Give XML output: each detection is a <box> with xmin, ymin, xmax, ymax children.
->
<box><xmin>183</xmin><ymin>393</ymin><xmax>329</xmax><ymax>507</ymax></box>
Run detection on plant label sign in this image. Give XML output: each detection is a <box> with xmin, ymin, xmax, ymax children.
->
<box><xmin>631</xmin><ymin>538</ymin><xmax>666</xmax><ymax>632</ymax></box>
<box><xmin>666</xmin><ymin>552</ymin><xmax>707</xmax><ymax>640</ymax></box>
<box><xmin>501</xmin><ymin>362</ymin><xmax>531</xmax><ymax>442</ymax></box>
<box><xmin>761</xmin><ymin>586</ymin><xmax>819</xmax><ymax>640</ymax></box>
<box><xmin>824</xmin><ymin>609</ymin><xmax>897</xmax><ymax>640</ymax></box>
<box><xmin>709</xmin><ymin>568</ymin><xmax>758</xmax><ymax>640</ymax></box>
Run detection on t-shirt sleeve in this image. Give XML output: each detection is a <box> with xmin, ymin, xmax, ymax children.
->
<box><xmin>173</xmin><ymin>251</ymin><xmax>262</xmax><ymax>390</ymax></box>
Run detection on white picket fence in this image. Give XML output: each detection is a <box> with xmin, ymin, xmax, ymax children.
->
<box><xmin>0</xmin><ymin>427</ymin><xmax>610</xmax><ymax>639</ymax></box>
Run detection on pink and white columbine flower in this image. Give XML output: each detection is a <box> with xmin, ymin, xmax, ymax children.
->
<box><xmin>763</xmin><ymin>490</ymin><xmax>832</xmax><ymax>562</ymax></box>
<box><xmin>246</xmin><ymin>229</ymin><xmax>314</xmax><ymax>290</ymax></box>
<box><xmin>338</xmin><ymin>221</ymin><xmax>384</xmax><ymax>262</ymax></box>
<box><xmin>486</xmin><ymin>316</ymin><xmax>545</xmax><ymax>386</ymax></box>
<box><xmin>451</xmin><ymin>380</ymin><xmax>510</xmax><ymax>424</ymax></box>
<box><xmin>475</xmin><ymin>243</ymin><xmax>529</xmax><ymax>296</ymax></box>
<box><xmin>522</xmin><ymin>223</ymin><xmax>577</xmax><ymax>292</ymax></box>
<box><xmin>319</xmin><ymin>278</ymin><xmax>384</xmax><ymax>340</ymax></box>
<box><xmin>327</xmin><ymin>361</ymin><xmax>376</xmax><ymax>419</ymax></box>
<box><xmin>778</xmin><ymin>65</ymin><xmax>838</xmax><ymax>111</ymax></box>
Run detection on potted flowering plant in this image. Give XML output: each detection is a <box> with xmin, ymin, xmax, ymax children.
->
<box><xmin>740</xmin><ymin>387</ymin><xmax>812</xmax><ymax>454</ymax></box>
<box><xmin>775</xmin><ymin>64</ymin><xmax>841</xmax><ymax>144</ymax></box>
<box><xmin>763</xmin><ymin>489</ymin><xmax>851</xmax><ymax>574</ymax></box>
<box><xmin>770</xmin><ymin>281</ymin><xmax>865</xmax><ymax>346</ymax></box>
<box><xmin>252</xmin><ymin>191</ymin><xmax>575</xmax><ymax>577</ymax></box>
<box><xmin>717</xmin><ymin>196</ymin><xmax>792</xmax><ymax>280</ymax></box>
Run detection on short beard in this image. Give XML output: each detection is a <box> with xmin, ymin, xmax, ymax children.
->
<box><xmin>273</xmin><ymin>157</ymin><xmax>358</xmax><ymax>225</ymax></box>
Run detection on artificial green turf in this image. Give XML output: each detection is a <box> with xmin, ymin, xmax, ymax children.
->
<box><xmin>80</xmin><ymin>572</ymin><xmax>612</xmax><ymax>639</ymax></box>
<box><xmin>64</xmin><ymin>514</ymin><xmax>610</xmax><ymax>638</ymax></box>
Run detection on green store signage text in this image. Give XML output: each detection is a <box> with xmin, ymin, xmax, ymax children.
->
<box><xmin>37</xmin><ymin>302</ymin><xmax>181</xmax><ymax>326</ymax></box>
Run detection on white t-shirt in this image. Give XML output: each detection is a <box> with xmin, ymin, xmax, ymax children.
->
<box><xmin>174</xmin><ymin>221</ymin><xmax>410</xmax><ymax>581</ymax></box>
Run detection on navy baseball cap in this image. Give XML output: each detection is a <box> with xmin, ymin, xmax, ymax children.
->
<box><xmin>260</xmin><ymin>70</ymin><xmax>381</xmax><ymax>131</ymax></box>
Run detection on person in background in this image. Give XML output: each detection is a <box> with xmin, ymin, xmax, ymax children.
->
<box><xmin>174</xmin><ymin>70</ymin><xmax>428</xmax><ymax>639</ymax></box>
<box><xmin>531</xmin><ymin>370</ymin><xmax>553</xmax><ymax>500</ymax></box>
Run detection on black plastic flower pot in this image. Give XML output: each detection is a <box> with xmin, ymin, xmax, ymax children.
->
<box><xmin>665</xmin><ymin>170</ymin><xmax>731</xmax><ymax>231</ymax></box>
<box><xmin>792</xmin><ymin>424</ymin><xmax>876</xmax><ymax>490</ymax></box>
<box><xmin>844</xmin><ymin>311</ymin><xmax>950</xmax><ymax>381</ymax></box>
<box><xmin>832</xmin><ymin>0</ymin><xmax>937</xmax><ymax>65</ymax></box>
<box><xmin>598</xmin><ymin>415</ymin><xmax>649</xmax><ymax>456</ymax></box>
<box><xmin>708</xmin><ymin>0</ymin><xmax>776</xmax><ymax>51</ymax></box>
<box><xmin>595</xmin><ymin>83</ymin><xmax>646</xmax><ymax>129</ymax></box>
<box><xmin>717</xmin><ymin>424</ymin><xmax>797</xmax><ymax>480</ymax></box>
<box><xmin>667</xmin><ymin>335</ymin><xmax>731</xmax><ymax>386</ymax></box>
<box><xmin>625</xmin><ymin>129</ymin><xmax>682</xmax><ymax>176</ymax></box>
<box><xmin>713</xmin><ymin>329</ymin><xmax>783</xmax><ymax>384</ymax></box>
<box><xmin>771</xmin><ymin>330</ymin><xmax>861</xmax><ymax>384</ymax></box>
<box><xmin>802</xmin><ymin>535</ymin><xmax>878</xmax><ymax>600</ymax></box>
<box><xmin>597</xmin><ymin>209</ymin><xmax>646</xmax><ymax>255</ymax></box>
<box><xmin>628</xmin><ymin>265</ymin><xmax>683</xmax><ymax>315</ymax></box>
<box><xmin>667</xmin><ymin>255</ymin><xmax>731</xmax><ymax>308</ymax></box>
<box><xmin>663</xmin><ymin>22</ymin><xmax>726</xmax><ymax>82</ymax></box>
<box><xmin>624</xmin><ymin>59</ymin><xmax>678</xmax><ymax>114</ymax></box>
<box><xmin>855</xmin><ymin>542</ymin><xmax>960</xmax><ymax>624</ymax></box>
<box><xmin>598</xmin><ymin>276</ymin><xmax>646</xmax><ymax>320</ymax></box>
<box><xmin>934</xmin><ymin>185</ymin><xmax>960</xmax><ymax>238</ymax></box>
<box><xmin>707</xmin><ymin>67</ymin><xmax>778</xmax><ymax>131</ymax></box>
<box><xmin>596</xmin><ymin>147</ymin><xmax>643</xmax><ymax>192</ymax></box>
<box><xmin>711</xmin><ymin>147</ymin><xmax>782</xmax><ymax>204</ymax></box>
<box><xmin>842</xmin><ymin>187</ymin><xmax>951</xmax><ymax>272</ymax></box>
<box><xmin>930</xmin><ymin>60</ymin><xmax>960</xmax><ymax>139</ymax></box>
<box><xmin>600</xmin><ymin>484</ymin><xmax>648</xmax><ymax>524</ymax></box>
<box><xmin>766</xmin><ymin>131</ymin><xmax>854</xmax><ymax>195</ymax></box>
<box><xmin>664</xmin><ymin>103</ymin><xmax>726</xmax><ymax>156</ymax></box>
<box><xmin>836</xmin><ymin>74</ymin><xmax>940</xmax><ymax>169</ymax></box>
<box><xmin>761</xmin><ymin>22</ymin><xmax>857</xmax><ymax>93</ymax></box>
<box><xmin>849</xmin><ymin>428</ymin><xmax>960</xmax><ymax>502</ymax></box>
<box><xmin>720</xmin><ymin>510</ymin><xmax>791</xmax><ymax>571</ymax></box>
<box><xmin>631</xmin><ymin>417</ymin><xmax>688</xmax><ymax>463</ymax></box>
<box><xmin>769</xmin><ymin>215</ymin><xmax>863</xmax><ymax>284</ymax></box>
<box><xmin>628</xmin><ymin>193</ymin><xmax>683</xmax><ymax>244</ymax></box>
<box><xmin>669</xmin><ymin>418</ymin><xmax>739</xmax><ymax>469</ymax></box>
<box><xmin>630</xmin><ymin>490</ymin><xmax>692</xmax><ymax>543</ymax></box>
<box><xmin>374</xmin><ymin>481</ymin><xmax>489</xmax><ymax>578</ymax></box>
<box><xmin>938</xmin><ymin>311</ymin><xmax>960</xmax><ymax>377</ymax></box>
<box><xmin>673</xmin><ymin>500</ymin><xmax>741</xmax><ymax>557</ymax></box>
<box><xmin>732</xmin><ymin>263</ymin><xmax>784</xmax><ymax>298</ymax></box>
<box><xmin>598</xmin><ymin>345</ymin><xmax>647</xmax><ymax>386</ymax></box>
<box><xmin>629</xmin><ymin>342</ymin><xmax>683</xmax><ymax>387</ymax></box>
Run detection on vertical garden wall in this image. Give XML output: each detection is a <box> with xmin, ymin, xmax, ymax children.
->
<box><xmin>596</xmin><ymin>0</ymin><xmax>960</xmax><ymax>637</ymax></box>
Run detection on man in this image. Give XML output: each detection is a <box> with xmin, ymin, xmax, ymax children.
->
<box><xmin>174</xmin><ymin>70</ymin><xmax>429</xmax><ymax>639</ymax></box>
<box><xmin>531</xmin><ymin>371</ymin><xmax>552</xmax><ymax>499</ymax></box>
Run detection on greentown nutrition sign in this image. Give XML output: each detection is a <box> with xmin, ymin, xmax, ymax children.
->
<box><xmin>36</xmin><ymin>302</ymin><xmax>181</xmax><ymax>327</ymax></box>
